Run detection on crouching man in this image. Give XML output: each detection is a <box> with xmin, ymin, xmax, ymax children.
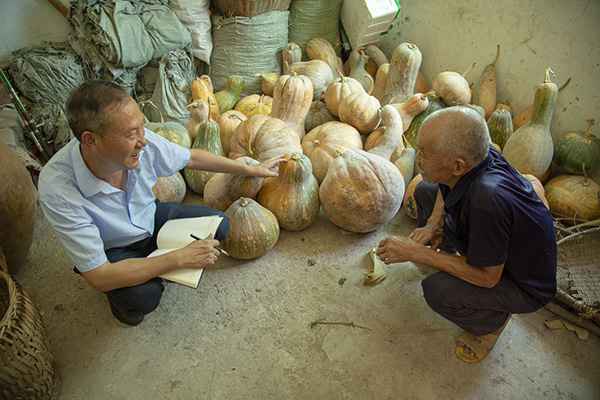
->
<box><xmin>38</xmin><ymin>80</ymin><xmax>280</xmax><ymax>326</ymax></box>
<box><xmin>377</xmin><ymin>106</ymin><xmax>556</xmax><ymax>363</ymax></box>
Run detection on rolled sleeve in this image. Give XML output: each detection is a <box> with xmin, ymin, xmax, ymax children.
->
<box><xmin>40</xmin><ymin>194</ymin><xmax>108</xmax><ymax>272</ymax></box>
<box><xmin>144</xmin><ymin>128</ymin><xmax>191</xmax><ymax>177</ymax></box>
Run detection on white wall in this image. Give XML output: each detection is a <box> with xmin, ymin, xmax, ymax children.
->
<box><xmin>379</xmin><ymin>0</ymin><xmax>600</xmax><ymax>138</ymax></box>
<box><xmin>0</xmin><ymin>0</ymin><xmax>70</xmax><ymax>63</ymax></box>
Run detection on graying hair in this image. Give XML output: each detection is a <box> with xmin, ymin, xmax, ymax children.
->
<box><xmin>66</xmin><ymin>80</ymin><xmax>130</xmax><ymax>141</ymax></box>
<box><xmin>422</xmin><ymin>106</ymin><xmax>491</xmax><ymax>165</ymax></box>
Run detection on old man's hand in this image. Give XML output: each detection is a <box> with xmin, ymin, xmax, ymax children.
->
<box><xmin>376</xmin><ymin>236</ymin><xmax>421</xmax><ymax>264</ymax></box>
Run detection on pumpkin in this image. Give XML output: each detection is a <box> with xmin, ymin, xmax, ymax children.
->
<box><xmin>404</xmin><ymin>93</ymin><xmax>446</xmax><ymax>147</ymax></box>
<box><xmin>390</xmin><ymin>93</ymin><xmax>430</xmax><ymax>132</ymax></box>
<box><xmin>383</xmin><ymin>42</ymin><xmax>422</xmax><ymax>104</ymax></box>
<box><xmin>364</xmin><ymin>127</ymin><xmax>405</xmax><ymax>162</ymax></box>
<box><xmin>503</xmin><ymin>68</ymin><xmax>557</xmax><ymax>181</ymax></box>
<box><xmin>153</xmin><ymin>172</ymin><xmax>186</xmax><ymax>204</ymax></box>
<box><xmin>394</xmin><ymin>147</ymin><xmax>416</xmax><ymax>188</ymax></box>
<box><xmin>554</xmin><ymin>120</ymin><xmax>600</xmax><ymax>176</ymax></box>
<box><xmin>186</xmin><ymin>100</ymin><xmax>209</xmax><ymax>142</ymax></box>
<box><xmin>282</xmin><ymin>42</ymin><xmax>302</xmax><ymax>67</ymax></box>
<box><xmin>514</xmin><ymin>77</ymin><xmax>571</xmax><ymax>130</ymax></box>
<box><xmin>305</xmin><ymin>37</ymin><xmax>343</xmax><ymax>77</ymax></box>
<box><xmin>284</xmin><ymin>59</ymin><xmax>335</xmax><ymax>100</ymax></box>
<box><xmin>223</xmin><ymin>197</ymin><xmax>280</xmax><ymax>260</ymax></box>
<box><xmin>432</xmin><ymin>63</ymin><xmax>476</xmax><ymax>106</ymax></box>
<box><xmin>260</xmin><ymin>72</ymin><xmax>280</xmax><ymax>96</ymax></box>
<box><xmin>487</xmin><ymin>104</ymin><xmax>513</xmax><ymax>149</ymax></box>
<box><xmin>305</xmin><ymin>100</ymin><xmax>336</xmax><ymax>132</ymax></box>
<box><xmin>522</xmin><ymin>174</ymin><xmax>549</xmax><ymax>209</ymax></box>
<box><xmin>403</xmin><ymin>174</ymin><xmax>423</xmax><ymax>220</ymax></box>
<box><xmin>257</xmin><ymin>153</ymin><xmax>320</xmax><ymax>231</ymax></box>
<box><xmin>338</xmin><ymin>91</ymin><xmax>381</xmax><ymax>134</ymax></box>
<box><xmin>365</xmin><ymin>44</ymin><xmax>389</xmax><ymax>77</ymax></box>
<box><xmin>415</xmin><ymin>70</ymin><xmax>430</xmax><ymax>93</ymax></box>
<box><xmin>319</xmin><ymin>105</ymin><xmax>405</xmax><ymax>233</ymax></box>
<box><xmin>348</xmin><ymin>51</ymin><xmax>374</xmax><ymax>94</ymax></box>
<box><xmin>218</xmin><ymin>110</ymin><xmax>247</xmax><ymax>157</ymax></box>
<box><xmin>544</xmin><ymin>175</ymin><xmax>600</xmax><ymax>223</ymax></box>
<box><xmin>204</xmin><ymin>157</ymin><xmax>265</xmax><ymax>211</ymax></box>
<box><xmin>229</xmin><ymin>115</ymin><xmax>302</xmax><ymax>162</ymax></box>
<box><xmin>301</xmin><ymin>121</ymin><xmax>363</xmax><ymax>183</ymax></box>
<box><xmin>0</xmin><ymin>142</ymin><xmax>36</xmax><ymax>273</ymax></box>
<box><xmin>270</xmin><ymin>73</ymin><xmax>314</xmax><ymax>139</ymax></box>
<box><xmin>372</xmin><ymin>63</ymin><xmax>390</xmax><ymax>102</ymax></box>
<box><xmin>324</xmin><ymin>76</ymin><xmax>365</xmax><ymax>117</ymax></box>
<box><xmin>147</xmin><ymin>121</ymin><xmax>191</xmax><ymax>148</ymax></box>
<box><xmin>191</xmin><ymin>75</ymin><xmax>220</xmax><ymax>120</ymax></box>
<box><xmin>184</xmin><ymin>120</ymin><xmax>223</xmax><ymax>195</ymax></box>
<box><xmin>214</xmin><ymin>75</ymin><xmax>245</xmax><ymax>113</ymax></box>
<box><xmin>235</xmin><ymin>94</ymin><xmax>273</xmax><ymax>117</ymax></box>
<box><xmin>477</xmin><ymin>45</ymin><xmax>500</xmax><ymax>118</ymax></box>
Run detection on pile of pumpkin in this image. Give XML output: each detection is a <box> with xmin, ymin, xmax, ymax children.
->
<box><xmin>150</xmin><ymin>38</ymin><xmax>600</xmax><ymax>260</ymax></box>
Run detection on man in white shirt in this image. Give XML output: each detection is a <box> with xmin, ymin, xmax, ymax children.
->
<box><xmin>39</xmin><ymin>80</ymin><xmax>279</xmax><ymax>326</ymax></box>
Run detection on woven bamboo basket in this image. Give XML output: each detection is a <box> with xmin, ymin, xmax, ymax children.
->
<box><xmin>555</xmin><ymin>224</ymin><xmax>600</xmax><ymax>326</ymax></box>
<box><xmin>213</xmin><ymin>0</ymin><xmax>291</xmax><ymax>17</ymax></box>
<box><xmin>0</xmin><ymin>252</ymin><xmax>59</xmax><ymax>400</ymax></box>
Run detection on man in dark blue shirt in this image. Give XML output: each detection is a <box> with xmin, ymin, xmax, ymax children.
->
<box><xmin>377</xmin><ymin>106</ymin><xmax>556</xmax><ymax>363</ymax></box>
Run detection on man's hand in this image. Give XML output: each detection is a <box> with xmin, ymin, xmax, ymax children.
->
<box><xmin>174</xmin><ymin>239</ymin><xmax>221</xmax><ymax>269</ymax></box>
<box><xmin>409</xmin><ymin>224</ymin><xmax>443</xmax><ymax>249</ymax></box>
<box><xmin>376</xmin><ymin>236</ymin><xmax>422</xmax><ymax>264</ymax></box>
<box><xmin>244</xmin><ymin>157</ymin><xmax>285</xmax><ymax>177</ymax></box>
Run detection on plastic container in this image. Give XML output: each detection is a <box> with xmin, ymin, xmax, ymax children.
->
<box><xmin>341</xmin><ymin>0</ymin><xmax>399</xmax><ymax>48</ymax></box>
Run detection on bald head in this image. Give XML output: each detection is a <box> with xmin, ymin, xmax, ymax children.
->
<box><xmin>419</xmin><ymin>106</ymin><xmax>491</xmax><ymax>166</ymax></box>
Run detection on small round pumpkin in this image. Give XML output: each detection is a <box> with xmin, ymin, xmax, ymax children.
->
<box><xmin>301</xmin><ymin>121</ymin><xmax>363</xmax><ymax>183</ymax></box>
<box><xmin>324</xmin><ymin>76</ymin><xmax>365</xmax><ymax>117</ymax></box>
<box><xmin>153</xmin><ymin>172</ymin><xmax>186</xmax><ymax>203</ymax></box>
<box><xmin>235</xmin><ymin>94</ymin><xmax>273</xmax><ymax>117</ymax></box>
<box><xmin>223</xmin><ymin>197</ymin><xmax>280</xmax><ymax>260</ymax></box>
<box><xmin>147</xmin><ymin>121</ymin><xmax>191</xmax><ymax>148</ymax></box>
<box><xmin>218</xmin><ymin>110</ymin><xmax>247</xmax><ymax>157</ymax></box>
<box><xmin>338</xmin><ymin>91</ymin><xmax>381</xmax><ymax>134</ymax></box>
<box><xmin>544</xmin><ymin>175</ymin><xmax>600</xmax><ymax>223</ymax></box>
<box><xmin>554</xmin><ymin>120</ymin><xmax>600</xmax><ymax>176</ymax></box>
<box><xmin>403</xmin><ymin>174</ymin><xmax>423</xmax><ymax>220</ymax></box>
<box><xmin>257</xmin><ymin>153</ymin><xmax>320</xmax><ymax>231</ymax></box>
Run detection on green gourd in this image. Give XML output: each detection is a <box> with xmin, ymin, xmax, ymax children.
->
<box><xmin>487</xmin><ymin>104</ymin><xmax>513</xmax><ymax>149</ymax></box>
<box><xmin>215</xmin><ymin>75</ymin><xmax>245</xmax><ymax>113</ymax></box>
<box><xmin>404</xmin><ymin>93</ymin><xmax>445</xmax><ymax>147</ymax></box>
<box><xmin>503</xmin><ymin>68</ymin><xmax>558</xmax><ymax>181</ymax></box>
<box><xmin>554</xmin><ymin>120</ymin><xmax>600</xmax><ymax>176</ymax></box>
<box><xmin>184</xmin><ymin>120</ymin><xmax>223</xmax><ymax>195</ymax></box>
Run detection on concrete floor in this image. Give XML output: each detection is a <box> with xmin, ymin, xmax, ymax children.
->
<box><xmin>14</xmin><ymin>195</ymin><xmax>600</xmax><ymax>400</ymax></box>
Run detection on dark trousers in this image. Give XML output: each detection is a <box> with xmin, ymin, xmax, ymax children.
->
<box><xmin>414</xmin><ymin>181</ymin><xmax>543</xmax><ymax>336</ymax></box>
<box><xmin>104</xmin><ymin>202</ymin><xmax>230</xmax><ymax>318</ymax></box>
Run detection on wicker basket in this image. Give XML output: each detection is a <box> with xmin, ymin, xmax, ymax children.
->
<box><xmin>213</xmin><ymin>0</ymin><xmax>291</xmax><ymax>17</ymax></box>
<box><xmin>556</xmin><ymin>226</ymin><xmax>600</xmax><ymax>326</ymax></box>
<box><xmin>0</xmin><ymin>253</ymin><xmax>59</xmax><ymax>400</ymax></box>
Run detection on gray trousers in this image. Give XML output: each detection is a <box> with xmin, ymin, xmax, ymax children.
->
<box><xmin>414</xmin><ymin>181</ymin><xmax>544</xmax><ymax>335</ymax></box>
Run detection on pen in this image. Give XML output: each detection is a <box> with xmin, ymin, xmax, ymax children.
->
<box><xmin>189</xmin><ymin>234</ymin><xmax>230</xmax><ymax>256</ymax></box>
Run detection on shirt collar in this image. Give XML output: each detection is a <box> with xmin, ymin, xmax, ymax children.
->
<box><xmin>71</xmin><ymin>140</ymin><xmax>121</xmax><ymax>197</ymax></box>
<box><xmin>442</xmin><ymin>151</ymin><xmax>492</xmax><ymax>208</ymax></box>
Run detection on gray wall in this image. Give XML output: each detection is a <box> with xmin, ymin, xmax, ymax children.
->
<box><xmin>379</xmin><ymin>0</ymin><xmax>600</xmax><ymax>138</ymax></box>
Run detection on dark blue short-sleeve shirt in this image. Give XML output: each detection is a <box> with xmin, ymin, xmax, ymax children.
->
<box><xmin>438</xmin><ymin>148</ymin><xmax>557</xmax><ymax>303</ymax></box>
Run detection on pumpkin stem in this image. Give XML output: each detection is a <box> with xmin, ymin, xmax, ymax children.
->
<box><xmin>240</xmin><ymin>198</ymin><xmax>249</xmax><ymax>207</ymax></box>
<box><xmin>544</xmin><ymin>67</ymin><xmax>556</xmax><ymax>83</ymax></box>
<box><xmin>492</xmin><ymin>44</ymin><xmax>500</xmax><ymax>66</ymax></box>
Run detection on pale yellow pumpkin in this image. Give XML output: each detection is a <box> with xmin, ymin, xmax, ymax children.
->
<box><xmin>260</xmin><ymin>72</ymin><xmax>280</xmax><ymax>96</ymax></box>
<box><xmin>218</xmin><ymin>110</ymin><xmax>247</xmax><ymax>157</ymax></box>
<box><xmin>390</xmin><ymin>93</ymin><xmax>430</xmax><ymax>132</ymax></box>
<box><xmin>348</xmin><ymin>51</ymin><xmax>374</xmax><ymax>94</ymax></box>
<box><xmin>305</xmin><ymin>100</ymin><xmax>336</xmax><ymax>132</ymax></box>
<box><xmin>152</xmin><ymin>172</ymin><xmax>186</xmax><ymax>204</ymax></box>
<box><xmin>204</xmin><ymin>157</ymin><xmax>266</xmax><ymax>211</ymax></box>
<box><xmin>284</xmin><ymin>59</ymin><xmax>335</xmax><ymax>100</ymax></box>
<box><xmin>270</xmin><ymin>73</ymin><xmax>313</xmax><ymax>139</ymax></box>
<box><xmin>545</xmin><ymin>175</ymin><xmax>600</xmax><ymax>223</ymax></box>
<box><xmin>319</xmin><ymin>105</ymin><xmax>406</xmax><ymax>232</ymax></box>
<box><xmin>383</xmin><ymin>42</ymin><xmax>422</xmax><ymax>104</ymax></box>
<box><xmin>257</xmin><ymin>153</ymin><xmax>320</xmax><ymax>231</ymax></box>
<box><xmin>372</xmin><ymin>63</ymin><xmax>390</xmax><ymax>103</ymax></box>
<box><xmin>223</xmin><ymin>197</ymin><xmax>280</xmax><ymax>260</ymax></box>
<box><xmin>324</xmin><ymin>76</ymin><xmax>365</xmax><ymax>117</ymax></box>
<box><xmin>305</xmin><ymin>37</ymin><xmax>343</xmax><ymax>77</ymax></box>
<box><xmin>235</xmin><ymin>94</ymin><xmax>273</xmax><ymax>117</ymax></box>
<box><xmin>301</xmin><ymin>121</ymin><xmax>363</xmax><ymax>183</ymax></box>
<box><xmin>229</xmin><ymin>115</ymin><xmax>302</xmax><ymax>162</ymax></box>
<box><xmin>338</xmin><ymin>91</ymin><xmax>381</xmax><ymax>134</ymax></box>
